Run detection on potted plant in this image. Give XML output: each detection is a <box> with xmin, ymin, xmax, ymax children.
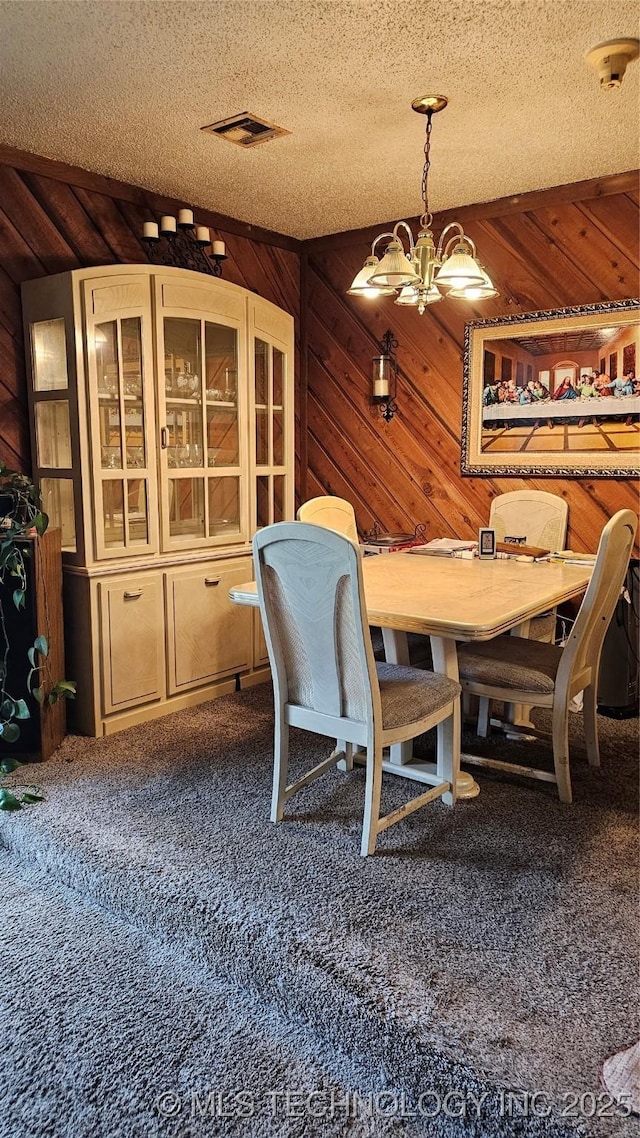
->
<box><xmin>0</xmin><ymin>460</ymin><xmax>76</xmax><ymax>809</ymax></box>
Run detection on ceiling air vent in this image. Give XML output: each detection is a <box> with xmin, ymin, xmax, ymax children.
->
<box><xmin>201</xmin><ymin>112</ymin><xmax>291</xmax><ymax>148</ymax></box>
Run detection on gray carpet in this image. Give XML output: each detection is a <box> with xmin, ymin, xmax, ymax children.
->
<box><xmin>0</xmin><ymin>683</ymin><xmax>638</xmax><ymax>1137</ymax></box>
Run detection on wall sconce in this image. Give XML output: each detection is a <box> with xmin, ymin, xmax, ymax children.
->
<box><xmin>142</xmin><ymin>208</ymin><xmax>227</xmax><ymax>277</ymax></box>
<box><xmin>372</xmin><ymin>330</ymin><xmax>399</xmax><ymax>422</ymax></box>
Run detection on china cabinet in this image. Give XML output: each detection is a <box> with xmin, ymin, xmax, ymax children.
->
<box><xmin>21</xmin><ymin>266</ymin><xmax>294</xmax><ymax>736</ymax></box>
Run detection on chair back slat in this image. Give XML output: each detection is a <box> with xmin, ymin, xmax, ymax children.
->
<box><xmin>254</xmin><ymin>523</ymin><xmax>375</xmax><ymax>723</ymax></box>
<box><xmin>557</xmin><ymin>510</ymin><xmax>637</xmax><ymax>690</ymax></box>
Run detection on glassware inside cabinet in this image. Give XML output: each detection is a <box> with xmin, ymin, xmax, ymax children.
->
<box><xmin>205</xmin><ymin>322</ymin><xmax>237</xmax><ymax>404</ymax></box>
<box><xmin>164</xmin><ymin>318</ymin><xmax>201</xmax><ymax>399</ymax></box>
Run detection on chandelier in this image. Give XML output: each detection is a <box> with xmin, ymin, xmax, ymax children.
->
<box><xmin>347</xmin><ymin>95</ymin><xmax>497</xmax><ymax>313</ymax></box>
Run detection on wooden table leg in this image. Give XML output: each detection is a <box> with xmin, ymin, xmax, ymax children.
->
<box><xmin>430</xmin><ymin>636</ymin><xmax>480</xmax><ymax>799</ymax></box>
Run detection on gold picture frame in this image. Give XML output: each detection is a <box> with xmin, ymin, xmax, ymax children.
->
<box><xmin>461</xmin><ymin>300</ymin><xmax>640</xmax><ymax>477</ymax></box>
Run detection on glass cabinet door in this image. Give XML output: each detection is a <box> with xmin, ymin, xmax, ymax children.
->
<box><xmin>89</xmin><ymin>308</ymin><xmax>157</xmax><ymax>558</ymax></box>
<box><xmin>253</xmin><ymin>337</ymin><xmax>290</xmax><ymax>530</ymax></box>
<box><xmin>29</xmin><ymin>318</ymin><xmax>76</xmax><ymax>551</ymax></box>
<box><xmin>160</xmin><ymin>316</ymin><xmax>244</xmax><ymax>548</ymax></box>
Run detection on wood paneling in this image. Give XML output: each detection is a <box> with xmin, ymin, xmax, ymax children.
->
<box><xmin>0</xmin><ymin>146</ymin><xmax>301</xmax><ymax>476</ymax></box>
<box><xmin>1</xmin><ymin>145</ymin><xmax>637</xmax><ymax>556</ymax></box>
<box><xmin>303</xmin><ymin>174</ymin><xmax>640</xmax><ymax>553</ymax></box>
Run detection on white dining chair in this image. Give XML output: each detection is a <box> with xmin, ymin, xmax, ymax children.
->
<box><xmin>253</xmin><ymin>522</ymin><xmax>461</xmax><ymax>855</ymax></box>
<box><xmin>474</xmin><ymin>489</ymin><xmax>570</xmax><ymax>736</ymax></box>
<box><xmin>297</xmin><ymin>495</ymin><xmax>358</xmax><ymax>542</ymax></box>
<box><xmin>457</xmin><ymin>509</ymin><xmax>637</xmax><ymax>803</ymax></box>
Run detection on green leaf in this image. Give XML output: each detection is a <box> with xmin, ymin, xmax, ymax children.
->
<box><xmin>34</xmin><ymin>635</ymin><xmax>49</xmax><ymax>658</ymax></box>
<box><xmin>13</xmin><ymin>699</ymin><xmax>30</xmax><ymax>720</ymax></box>
<box><xmin>52</xmin><ymin>679</ymin><xmax>77</xmax><ymax>697</ymax></box>
<box><xmin>13</xmin><ymin>588</ymin><xmax>25</xmax><ymax>610</ymax></box>
<box><xmin>1</xmin><ymin>698</ymin><xmax>14</xmax><ymax>719</ymax></box>
<box><xmin>20</xmin><ymin>791</ymin><xmax>44</xmax><ymax>804</ymax></box>
<box><xmin>1</xmin><ymin>722</ymin><xmax>20</xmax><ymax>743</ymax></box>
<box><xmin>27</xmin><ymin>647</ymin><xmax>36</xmax><ymax>668</ymax></box>
<box><xmin>0</xmin><ymin>757</ymin><xmax>21</xmax><ymax>775</ymax></box>
<box><xmin>32</xmin><ymin>686</ymin><xmax>44</xmax><ymax>706</ymax></box>
<box><xmin>33</xmin><ymin>511</ymin><xmax>49</xmax><ymax>536</ymax></box>
<box><xmin>0</xmin><ymin>789</ymin><xmax>22</xmax><ymax>811</ymax></box>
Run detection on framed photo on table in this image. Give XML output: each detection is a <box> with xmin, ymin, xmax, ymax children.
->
<box><xmin>461</xmin><ymin>299</ymin><xmax>640</xmax><ymax>477</ymax></box>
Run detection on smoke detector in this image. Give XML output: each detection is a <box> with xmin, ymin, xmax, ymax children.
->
<box><xmin>584</xmin><ymin>38</ymin><xmax>640</xmax><ymax>89</ymax></box>
<box><xmin>201</xmin><ymin>112</ymin><xmax>291</xmax><ymax>148</ymax></box>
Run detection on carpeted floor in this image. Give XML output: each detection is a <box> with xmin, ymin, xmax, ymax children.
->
<box><xmin>0</xmin><ymin>683</ymin><xmax>638</xmax><ymax>1137</ymax></box>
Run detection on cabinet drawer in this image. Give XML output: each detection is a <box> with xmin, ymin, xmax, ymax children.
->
<box><xmin>166</xmin><ymin>560</ymin><xmax>252</xmax><ymax>694</ymax></box>
<box><xmin>100</xmin><ymin>574</ymin><xmax>164</xmax><ymax>713</ymax></box>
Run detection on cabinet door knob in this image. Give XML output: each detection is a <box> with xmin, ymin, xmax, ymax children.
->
<box><xmin>123</xmin><ymin>589</ymin><xmax>143</xmax><ymax>599</ymax></box>
<box><xmin>204</xmin><ymin>577</ymin><xmax>221</xmax><ymax>587</ymax></box>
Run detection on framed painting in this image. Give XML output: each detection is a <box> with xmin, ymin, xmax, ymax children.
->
<box><xmin>461</xmin><ymin>299</ymin><xmax>640</xmax><ymax>477</ymax></box>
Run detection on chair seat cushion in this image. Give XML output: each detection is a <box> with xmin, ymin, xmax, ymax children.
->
<box><xmin>457</xmin><ymin>635</ymin><xmax>563</xmax><ymax>695</ymax></box>
<box><xmin>376</xmin><ymin>663</ymin><xmax>460</xmax><ymax>729</ymax></box>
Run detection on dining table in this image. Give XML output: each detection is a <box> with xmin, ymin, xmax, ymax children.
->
<box><xmin>229</xmin><ymin>551</ymin><xmax>592</xmax><ymax>800</ymax></box>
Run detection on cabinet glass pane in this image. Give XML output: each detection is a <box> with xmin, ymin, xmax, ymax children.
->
<box><xmin>124</xmin><ymin>404</ymin><xmax>145</xmax><ymax>469</ymax></box>
<box><xmin>273</xmin><ymin>410</ymin><xmax>284</xmax><ymax>466</ymax></box>
<box><xmin>32</xmin><ymin>319</ymin><xmax>68</xmax><ymax>391</ymax></box>
<box><xmin>273</xmin><ymin>348</ymin><xmax>284</xmax><ymax>408</ymax></box>
<box><xmin>256</xmin><ymin>408</ymin><xmax>268</xmax><ymax>467</ymax></box>
<box><xmin>35</xmin><ymin>401</ymin><xmax>72</xmax><ymax>468</ymax></box>
<box><xmin>165</xmin><ymin>408</ymin><xmax>203</xmax><ymax>466</ymax></box>
<box><xmin>273</xmin><ymin>475</ymin><xmax>285</xmax><ymax>523</ymax></box>
<box><xmin>96</xmin><ymin>321</ymin><xmax>119</xmax><ymax>396</ymax></box>
<box><xmin>169</xmin><ymin>477</ymin><xmax>205</xmax><ymax>540</ymax></box>
<box><xmin>164</xmin><ymin>318</ymin><xmax>201</xmax><ymax>398</ymax></box>
<box><xmin>255</xmin><ymin>339</ymin><xmax>268</xmax><ymax>408</ymax></box>
<box><xmin>127</xmin><ymin>479</ymin><xmax>148</xmax><ymax>544</ymax></box>
<box><xmin>208</xmin><ymin>477</ymin><xmax>240</xmax><ymax>537</ymax></box>
<box><xmin>207</xmin><ymin>408</ymin><xmax>239</xmax><ymax>467</ymax></box>
<box><xmin>41</xmin><ymin>477</ymin><xmax>75</xmax><ymax>551</ymax></box>
<box><xmin>256</xmin><ymin>475</ymin><xmax>269</xmax><ymax>529</ymax></box>
<box><xmin>205</xmin><ymin>322</ymin><xmax>237</xmax><ymax>401</ymax></box>
<box><xmin>103</xmin><ymin>480</ymin><xmax>125</xmax><ymax>547</ymax></box>
<box><xmin>100</xmin><ymin>401</ymin><xmax>122</xmax><ymax>468</ymax></box>
<box><xmin>122</xmin><ymin>318</ymin><xmax>143</xmax><ymax>397</ymax></box>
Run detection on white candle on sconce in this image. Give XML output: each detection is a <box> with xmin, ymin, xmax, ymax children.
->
<box><xmin>196</xmin><ymin>226</ymin><xmax>210</xmax><ymax>244</ymax></box>
<box><xmin>212</xmin><ymin>240</ymin><xmax>226</xmax><ymax>257</ymax></box>
<box><xmin>373</xmin><ymin>357</ymin><xmax>390</xmax><ymax>397</ymax></box>
<box><xmin>160</xmin><ymin>215</ymin><xmax>177</xmax><ymax>234</ymax></box>
<box><xmin>143</xmin><ymin>222</ymin><xmax>159</xmax><ymax>239</ymax></box>
<box><xmin>178</xmin><ymin>208</ymin><xmax>194</xmax><ymax>226</ymax></box>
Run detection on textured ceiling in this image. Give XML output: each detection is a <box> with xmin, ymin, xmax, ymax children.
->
<box><xmin>0</xmin><ymin>0</ymin><xmax>638</xmax><ymax>240</ymax></box>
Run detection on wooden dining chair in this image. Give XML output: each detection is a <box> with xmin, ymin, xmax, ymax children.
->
<box><xmin>457</xmin><ymin>509</ymin><xmax>637</xmax><ymax>803</ymax></box>
<box><xmin>296</xmin><ymin>495</ymin><xmax>359</xmax><ymax>541</ymax></box>
<box><xmin>253</xmin><ymin>522</ymin><xmax>461</xmax><ymax>855</ymax></box>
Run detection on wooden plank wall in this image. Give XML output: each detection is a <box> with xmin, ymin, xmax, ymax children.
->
<box><xmin>0</xmin><ymin>145</ymin><xmax>301</xmax><ymax>485</ymax></box>
<box><xmin>302</xmin><ymin>172</ymin><xmax>640</xmax><ymax>552</ymax></box>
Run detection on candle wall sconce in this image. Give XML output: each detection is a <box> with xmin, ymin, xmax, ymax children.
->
<box><xmin>372</xmin><ymin>329</ymin><xmax>399</xmax><ymax>422</ymax></box>
<box><xmin>142</xmin><ymin>209</ymin><xmax>227</xmax><ymax>278</ymax></box>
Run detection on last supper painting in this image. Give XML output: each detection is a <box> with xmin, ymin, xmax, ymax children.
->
<box><xmin>462</xmin><ymin>300</ymin><xmax>640</xmax><ymax>477</ymax></box>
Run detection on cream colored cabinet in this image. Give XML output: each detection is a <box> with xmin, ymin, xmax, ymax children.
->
<box><xmin>100</xmin><ymin>574</ymin><xmax>165</xmax><ymax>713</ymax></box>
<box><xmin>165</xmin><ymin>559</ymin><xmax>252</xmax><ymax>694</ymax></box>
<box><xmin>22</xmin><ymin>266</ymin><xmax>294</xmax><ymax>736</ymax></box>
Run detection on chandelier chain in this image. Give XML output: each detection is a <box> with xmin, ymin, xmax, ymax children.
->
<box><xmin>420</xmin><ymin>109</ymin><xmax>433</xmax><ymax>230</ymax></box>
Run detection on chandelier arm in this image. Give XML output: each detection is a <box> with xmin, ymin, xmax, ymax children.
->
<box><xmin>442</xmin><ymin>231</ymin><xmax>478</xmax><ymax>260</ymax></box>
<box><xmin>392</xmin><ymin>220</ymin><xmax>415</xmax><ymax>254</ymax></box>
<box><xmin>435</xmin><ymin>221</ymin><xmax>465</xmax><ymax>259</ymax></box>
<box><xmin>371</xmin><ymin>231</ymin><xmax>396</xmax><ymax>256</ymax></box>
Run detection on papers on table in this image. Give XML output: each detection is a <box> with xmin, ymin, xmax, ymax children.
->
<box><xmin>409</xmin><ymin>538</ymin><xmax>477</xmax><ymax>558</ymax></box>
